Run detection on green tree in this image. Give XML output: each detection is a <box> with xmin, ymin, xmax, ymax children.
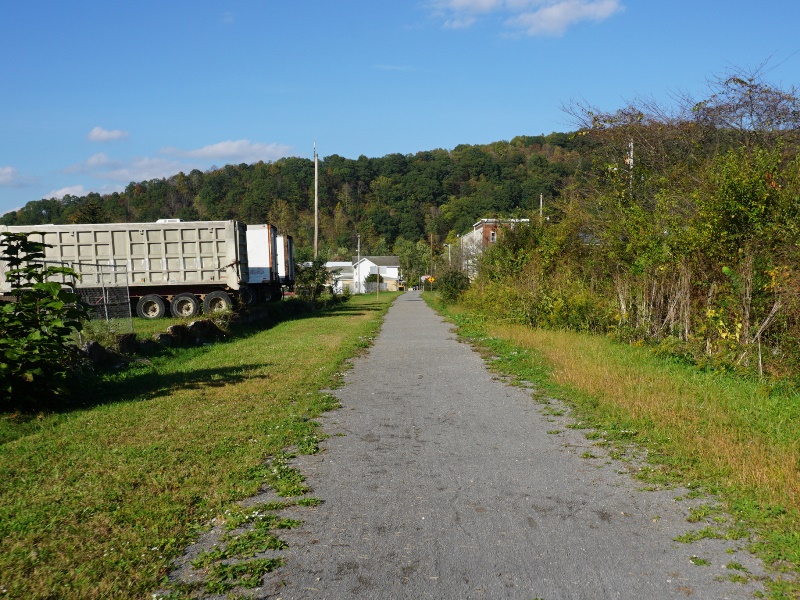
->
<box><xmin>0</xmin><ymin>232</ymin><xmax>88</xmax><ymax>409</ymax></box>
<box><xmin>294</xmin><ymin>255</ymin><xmax>332</xmax><ymax>305</ymax></box>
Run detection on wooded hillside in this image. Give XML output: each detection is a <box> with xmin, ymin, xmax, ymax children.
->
<box><xmin>0</xmin><ymin>133</ymin><xmax>584</xmax><ymax>259</ymax></box>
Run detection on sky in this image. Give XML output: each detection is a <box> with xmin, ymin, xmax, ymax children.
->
<box><xmin>1</xmin><ymin>0</ymin><xmax>799</xmax><ymax>217</ymax></box>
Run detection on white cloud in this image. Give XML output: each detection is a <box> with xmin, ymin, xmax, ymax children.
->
<box><xmin>444</xmin><ymin>16</ymin><xmax>477</xmax><ymax>29</ymax></box>
<box><xmin>65</xmin><ymin>153</ymin><xmax>119</xmax><ymax>174</ymax></box>
<box><xmin>65</xmin><ymin>153</ymin><xmax>180</xmax><ymax>184</ymax></box>
<box><xmin>101</xmin><ymin>157</ymin><xmax>184</xmax><ymax>183</ymax></box>
<box><xmin>0</xmin><ymin>166</ymin><xmax>21</xmax><ymax>186</ymax></box>
<box><xmin>53</xmin><ymin>140</ymin><xmax>294</xmax><ymax>199</ymax></box>
<box><xmin>86</xmin><ymin>152</ymin><xmax>114</xmax><ymax>168</ymax></box>
<box><xmin>509</xmin><ymin>0</ymin><xmax>623</xmax><ymax>36</ymax></box>
<box><xmin>163</xmin><ymin>139</ymin><xmax>293</xmax><ymax>164</ymax></box>
<box><xmin>87</xmin><ymin>126</ymin><xmax>130</xmax><ymax>142</ymax></box>
<box><xmin>46</xmin><ymin>185</ymin><xmax>89</xmax><ymax>199</ymax></box>
<box><xmin>430</xmin><ymin>0</ymin><xmax>623</xmax><ymax>35</ymax></box>
<box><xmin>431</xmin><ymin>0</ymin><xmax>504</xmax><ymax>13</ymax></box>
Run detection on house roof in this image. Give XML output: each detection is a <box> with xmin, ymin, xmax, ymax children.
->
<box><xmin>472</xmin><ymin>218</ymin><xmax>530</xmax><ymax>229</ymax></box>
<box><xmin>325</xmin><ymin>262</ymin><xmax>353</xmax><ymax>277</ymax></box>
<box><xmin>352</xmin><ymin>255</ymin><xmax>400</xmax><ymax>267</ymax></box>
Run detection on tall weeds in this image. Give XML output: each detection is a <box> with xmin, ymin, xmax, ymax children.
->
<box><xmin>463</xmin><ymin>72</ymin><xmax>800</xmax><ymax>379</ymax></box>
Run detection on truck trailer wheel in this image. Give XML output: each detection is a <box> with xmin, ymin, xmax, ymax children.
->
<box><xmin>268</xmin><ymin>288</ymin><xmax>284</xmax><ymax>302</ymax></box>
<box><xmin>136</xmin><ymin>294</ymin><xmax>167</xmax><ymax>319</ymax></box>
<box><xmin>238</xmin><ymin>285</ymin><xmax>256</xmax><ymax>306</ymax></box>
<box><xmin>203</xmin><ymin>290</ymin><xmax>233</xmax><ymax>314</ymax></box>
<box><xmin>170</xmin><ymin>293</ymin><xmax>200</xmax><ymax>318</ymax></box>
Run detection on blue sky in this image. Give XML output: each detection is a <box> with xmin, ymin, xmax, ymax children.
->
<box><xmin>1</xmin><ymin>0</ymin><xmax>798</xmax><ymax>217</ymax></box>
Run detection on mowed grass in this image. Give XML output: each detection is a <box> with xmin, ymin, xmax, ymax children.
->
<box><xmin>0</xmin><ymin>293</ymin><xmax>397</xmax><ymax>599</ymax></box>
<box><xmin>435</xmin><ymin>302</ymin><xmax>800</xmax><ymax>595</ymax></box>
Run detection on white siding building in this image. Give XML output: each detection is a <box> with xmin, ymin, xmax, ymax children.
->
<box><xmin>352</xmin><ymin>256</ymin><xmax>401</xmax><ymax>293</ymax></box>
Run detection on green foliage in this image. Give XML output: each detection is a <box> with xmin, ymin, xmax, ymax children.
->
<box><xmin>2</xmin><ymin>68</ymin><xmax>798</xmax><ymax>375</ymax></box>
<box><xmin>436</xmin><ymin>269</ymin><xmax>470</xmax><ymax>304</ymax></box>
<box><xmin>294</xmin><ymin>256</ymin><xmax>332</xmax><ymax>305</ymax></box>
<box><xmin>0</xmin><ymin>232</ymin><xmax>88</xmax><ymax>409</ymax></box>
<box><xmin>461</xmin><ymin>70</ymin><xmax>800</xmax><ymax>379</ymax></box>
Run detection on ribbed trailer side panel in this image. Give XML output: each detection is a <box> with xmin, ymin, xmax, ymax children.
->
<box><xmin>0</xmin><ymin>221</ymin><xmax>247</xmax><ymax>293</ymax></box>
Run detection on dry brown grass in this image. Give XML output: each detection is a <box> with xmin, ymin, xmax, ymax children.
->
<box><xmin>493</xmin><ymin>324</ymin><xmax>800</xmax><ymax>509</ymax></box>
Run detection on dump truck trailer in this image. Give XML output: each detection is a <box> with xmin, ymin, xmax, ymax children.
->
<box><xmin>0</xmin><ymin>220</ymin><xmax>250</xmax><ymax>319</ymax></box>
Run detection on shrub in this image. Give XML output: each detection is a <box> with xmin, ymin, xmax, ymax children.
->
<box><xmin>0</xmin><ymin>232</ymin><xmax>88</xmax><ymax>409</ymax></box>
<box><xmin>436</xmin><ymin>270</ymin><xmax>470</xmax><ymax>304</ymax></box>
<box><xmin>294</xmin><ymin>256</ymin><xmax>331</xmax><ymax>305</ymax></box>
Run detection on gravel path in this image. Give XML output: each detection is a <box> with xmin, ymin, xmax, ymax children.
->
<box><xmin>257</xmin><ymin>290</ymin><xmax>766</xmax><ymax>599</ymax></box>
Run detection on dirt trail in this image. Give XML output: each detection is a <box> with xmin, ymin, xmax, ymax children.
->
<box><xmin>257</xmin><ymin>290</ymin><xmax>765</xmax><ymax>599</ymax></box>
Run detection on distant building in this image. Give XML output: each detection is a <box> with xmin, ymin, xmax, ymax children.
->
<box><xmin>458</xmin><ymin>218</ymin><xmax>530</xmax><ymax>279</ymax></box>
<box><xmin>352</xmin><ymin>256</ymin><xmax>401</xmax><ymax>293</ymax></box>
<box><xmin>325</xmin><ymin>261</ymin><xmax>354</xmax><ymax>294</ymax></box>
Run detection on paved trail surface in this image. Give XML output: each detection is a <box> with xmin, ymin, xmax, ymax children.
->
<box><xmin>260</xmin><ymin>291</ymin><xmax>765</xmax><ymax>599</ymax></box>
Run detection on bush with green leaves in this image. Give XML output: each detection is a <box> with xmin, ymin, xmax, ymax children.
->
<box><xmin>0</xmin><ymin>232</ymin><xmax>88</xmax><ymax>409</ymax></box>
<box><xmin>436</xmin><ymin>270</ymin><xmax>470</xmax><ymax>304</ymax></box>
<box><xmin>294</xmin><ymin>256</ymin><xmax>333</xmax><ymax>305</ymax></box>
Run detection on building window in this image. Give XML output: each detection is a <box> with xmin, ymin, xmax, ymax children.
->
<box><xmin>490</xmin><ymin>230</ymin><xmax>496</xmax><ymax>243</ymax></box>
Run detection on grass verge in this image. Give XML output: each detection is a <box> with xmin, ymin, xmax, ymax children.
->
<box><xmin>0</xmin><ymin>292</ymin><xmax>398</xmax><ymax>599</ymax></box>
<box><xmin>427</xmin><ymin>296</ymin><xmax>800</xmax><ymax>598</ymax></box>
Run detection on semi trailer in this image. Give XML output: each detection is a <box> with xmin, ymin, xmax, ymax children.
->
<box><xmin>246</xmin><ymin>224</ymin><xmax>285</xmax><ymax>302</ymax></box>
<box><xmin>276</xmin><ymin>234</ymin><xmax>295</xmax><ymax>292</ymax></box>
<box><xmin>1</xmin><ymin>219</ymin><xmax>293</xmax><ymax>319</ymax></box>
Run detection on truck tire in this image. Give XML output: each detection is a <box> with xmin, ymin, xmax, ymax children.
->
<box><xmin>136</xmin><ymin>294</ymin><xmax>167</xmax><ymax>319</ymax></box>
<box><xmin>268</xmin><ymin>288</ymin><xmax>284</xmax><ymax>302</ymax></box>
<box><xmin>203</xmin><ymin>290</ymin><xmax>233</xmax><ymax>314</ymax></box>
<box><xmin>238</xmin><ymin>285</ymin><xmax>256</xmax><ymax>306</ymax></box>
<box><xmin>170</xmin><ymin>293</ymin><xmax>200</xmax><ymax>318</ymax></box>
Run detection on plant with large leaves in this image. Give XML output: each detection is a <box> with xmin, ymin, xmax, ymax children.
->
<box><xmin>0</xmin><ymin>232</ymin><xmax>88</xmax><ymax>409</ymax></box>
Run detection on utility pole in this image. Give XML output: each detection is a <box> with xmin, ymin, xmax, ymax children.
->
<box><xmin>539</xmin><ymin>193</ymin><xmax>543</xmax><ymax>222</ymax></box>
<box><xmin>430</xmin><ymin>232</ymin><xmax>434</xmax><ymax>288</ymax></box>
<box><xmin>314</xmin><ymin>142</ymin><xmax>319</xmax><ymax>258</ymax></box>
<box><xmin>627</xmin><ymin>139</ymin><xmax>634</xmax><ymax>197</ymax></box>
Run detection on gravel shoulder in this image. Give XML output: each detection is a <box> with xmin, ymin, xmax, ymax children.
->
<box><xmin>228</xmin><ymin>291</ymin><xmax>769</xmax><ymax>598</ymax></box>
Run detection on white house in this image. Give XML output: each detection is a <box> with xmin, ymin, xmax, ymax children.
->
<box><xmin>351</xmin><ymin>256</ymin><xmax>401</xmax><ymax>293</ymax></box>
<box><xmin>324</xmin><ymin>261</ymin><xmax>354</xmax><ymax>294</ymax></box>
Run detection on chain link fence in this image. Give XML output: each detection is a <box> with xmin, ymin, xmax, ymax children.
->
<box><xmin>38</xmin><ymin>260</ymin><xmax>135</xmax><ymax>344</ymax></box>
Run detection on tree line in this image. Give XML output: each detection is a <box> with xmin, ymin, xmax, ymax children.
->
<box><xmin>0</xmin><ymin>132</ymin><xmax>582</xmax><ymax>281</ymax></box>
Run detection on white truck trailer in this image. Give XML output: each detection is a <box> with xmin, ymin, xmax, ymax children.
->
<box><xmin>246</xmin><ymin>224</ymin><xmax>285</xmax><ymax>302</ymax></box>
<box><xmin>1</xmin><ymin>220</ymin><xmax>251</xmax><ymax>319</ymax></box>
<box><xmin>243</xmin><ymin>225</ymin><xmax>295</xmax><ymax>301</ymax></box>
<box><xmin>276</xmin><ymin>234</ymin><xmax>295</xmax><ymax>293</ymax></box>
